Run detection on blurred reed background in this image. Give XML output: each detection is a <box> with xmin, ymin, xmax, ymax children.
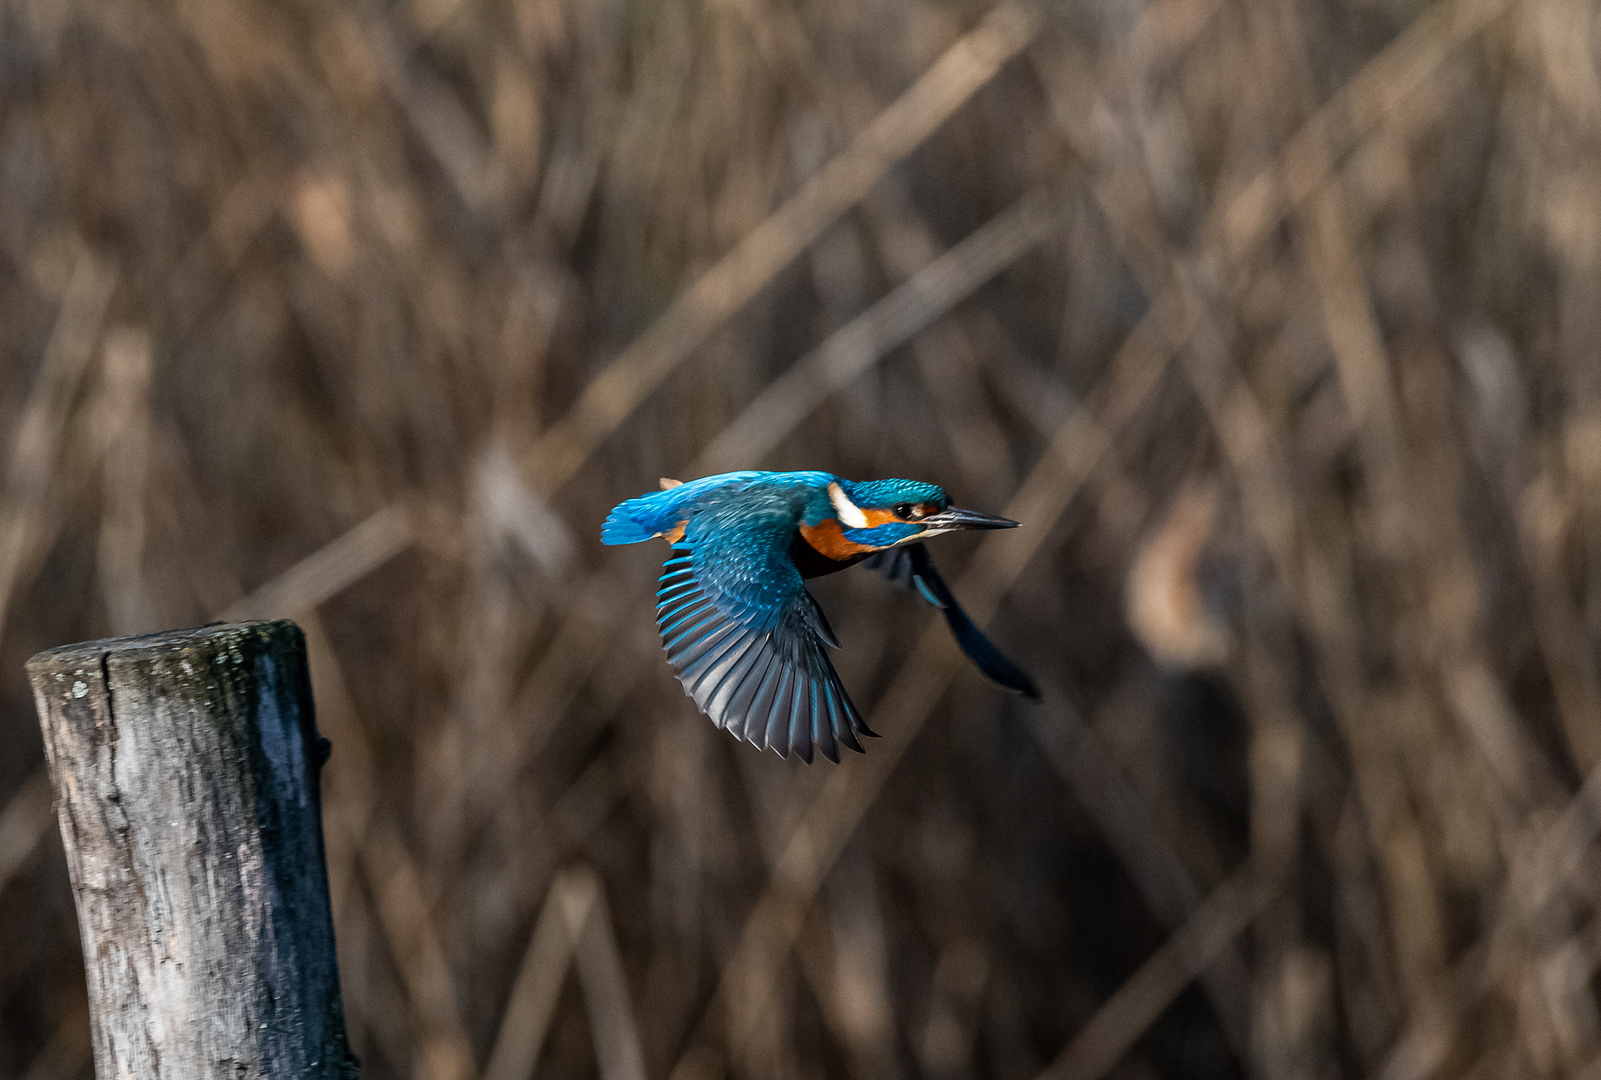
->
<box><xmin>0</xmin><ymin>0</ymin><xmax>1598</xmax><ymax>1077</ymax></box>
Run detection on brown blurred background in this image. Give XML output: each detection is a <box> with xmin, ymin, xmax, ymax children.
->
<box><xmin>1</xmin><ymin>0</ymin><xmax>1598</xmax><ymax>1077</ymax></box>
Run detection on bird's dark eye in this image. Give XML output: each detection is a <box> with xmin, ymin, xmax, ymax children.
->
<box><xmin>893</xmin><ymin>503</ymin><xmax>915</xmax><ymax>520</ymax></box>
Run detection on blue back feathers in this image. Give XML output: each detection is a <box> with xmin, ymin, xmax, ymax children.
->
<box><xmin>601</xmin><ymin>471</ymin><xmax>953</xmax><ymax>545</ymax></box>
<box><xmin>601</xmin><ymin>471</ymin><xmax>766</xmax><ymax>544</ymax></box>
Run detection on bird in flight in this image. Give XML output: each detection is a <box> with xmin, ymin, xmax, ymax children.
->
<box><xmin>602</xmin><ymin>471</ymin><xmax>1039</xmax><ymax>763</ymax></box>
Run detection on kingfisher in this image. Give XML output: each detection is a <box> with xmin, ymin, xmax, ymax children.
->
<box><xmin>602</xmin><ymin>471</ymin><xmax>1039</xmax><ymax>763</ymax></box>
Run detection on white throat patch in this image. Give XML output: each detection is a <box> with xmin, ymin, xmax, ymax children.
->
<box><xmin>828</xmin><ymin>482</ymin><xmax>870</xmax><ymax>529</ymax></box>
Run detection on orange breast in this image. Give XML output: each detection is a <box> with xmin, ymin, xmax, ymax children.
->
<box><xmin>798</xmin><ymin>519</ymin><xmax>877</xmax><ymax>561</ymax></box>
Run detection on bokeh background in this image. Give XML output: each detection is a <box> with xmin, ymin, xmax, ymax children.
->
<box><xmin>1</xmin><ymin>0</ymin><xmax>1599</xmax><ymax>1077</ymax></box>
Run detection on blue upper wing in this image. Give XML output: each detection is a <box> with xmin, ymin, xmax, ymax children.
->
<box><xmin>863</xmin><ymin>543</ymin><xmax>1040</xmax><ymax>699</ymax></box>
<box><xmin>655</xmin><ymin>484</ymin><xmax>875</xmax><ymax>763</ymax></box>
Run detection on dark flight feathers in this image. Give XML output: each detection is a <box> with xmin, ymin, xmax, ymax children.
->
<box><xmin>655</xmin><ymin>487</ymin><xmax>876</xmax><ymax>764</ymax></box>
<box><xmin>863</xmin><ymin>544</ymin><xmax>1041</xmax><ymax>699</ymax></box>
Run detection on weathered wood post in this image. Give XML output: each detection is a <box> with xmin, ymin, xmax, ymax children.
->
<box><xmin>27</xmin><ymin>620</ymin><xmax>357</xmax><ymax>1080</ymax></box>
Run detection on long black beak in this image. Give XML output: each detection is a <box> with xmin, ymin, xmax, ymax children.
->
<box><xmin>919</xmin><ymin>507</ymin><xmax>1020</xmax><ymax>531</ymax></box>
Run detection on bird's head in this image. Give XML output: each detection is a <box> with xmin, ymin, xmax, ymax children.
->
<box><xmin>827</xmin><ymin>478</ymin><xmax>1019</xmax><ymax>550</ymax></box>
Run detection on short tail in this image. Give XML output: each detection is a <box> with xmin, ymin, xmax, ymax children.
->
<box><xmin>601</xmin><ymin>497</ymin><xmax>659</xmax><ymax>545</ymax></box>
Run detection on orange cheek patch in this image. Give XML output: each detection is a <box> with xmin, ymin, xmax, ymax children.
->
<box><xmin>799</xmin><ymin>520</ymin><xmax>877</xmax><ymax>560</ymax></box>
<box><xmin>862</xmin><ymin>508</ymin><xmax>899</xmax><ymax>527</ymax></box>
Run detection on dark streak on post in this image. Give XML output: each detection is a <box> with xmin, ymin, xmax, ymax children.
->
<box><xmin>27</xmin><ymin>621</ymin><xmax>358</xmax><ymax>1080</ymax></box>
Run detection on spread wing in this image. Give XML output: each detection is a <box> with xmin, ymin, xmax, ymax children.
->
<box><xmin>656</xmin><ymin>487</ymin><xmax>876</xmax><ymax>763</ymax></box>
<box><xmin>863</xmin><ymin>544</ymin><xmax>1040</xmax><ymax>699</ymax></box>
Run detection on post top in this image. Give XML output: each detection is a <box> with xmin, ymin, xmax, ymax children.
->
<box><xmin>27</xmin><ymin>620</ymin><xmax>303</xmax><ymax>676</ymax></box>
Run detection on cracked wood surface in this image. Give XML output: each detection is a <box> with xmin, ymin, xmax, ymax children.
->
<box><xmin>28</xmin><ymin>621</ymin><xmax>357</xmax><ymax>1080</ymax></box>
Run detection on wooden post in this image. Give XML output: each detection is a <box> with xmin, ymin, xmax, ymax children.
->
<box><xmin>28</xmin><ymin>620</ymin><xmax>358</xmax><ymax>1080</ymax></box>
